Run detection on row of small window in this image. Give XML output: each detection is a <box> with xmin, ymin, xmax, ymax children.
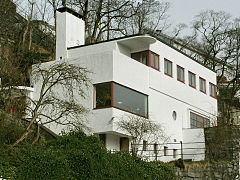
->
<box><xmin>94</xmin><ymin>82</ymin><xmax>148</xmax><ymax>117</ymax></box>
<box><xmin>190</xmin><ymin>112</ymin><xmax>210</xmax><ymax>128</ymax></box>
<box><xmin>131</xmin><ymin>50</ymin><xmax>217</xmax><ymax>98</ymax></box>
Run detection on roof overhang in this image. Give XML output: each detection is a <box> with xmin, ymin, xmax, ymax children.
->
<box><xmin>117</xmin><ymin>34</ymin><xmax>156</xmax><ymax>51</ymax></box>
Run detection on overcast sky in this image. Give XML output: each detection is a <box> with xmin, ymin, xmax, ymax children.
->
<box><xmin>166</xmin><ymin>0</ymin><xmax>240</xmax><ymax>36</ymax></box>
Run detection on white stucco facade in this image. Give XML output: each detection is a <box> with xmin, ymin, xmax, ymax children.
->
<box><xmin>32</xmin><ymin>8</ymin><xmax>218</xmax><ymax>162</ymax></box>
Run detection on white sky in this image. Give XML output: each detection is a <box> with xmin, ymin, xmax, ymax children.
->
<box><xmin>165</xmin><ymin>0</ymin><xmax>240</xmax><ymax>36</ymax></box>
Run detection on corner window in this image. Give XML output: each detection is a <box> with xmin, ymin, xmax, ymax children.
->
<box><xmin>95</xmin><ymin>83</ymin><xmax>112</xmax><ymax>108</ymax></box>
<box><xmin>164</xmin><ymin>59</ymin><xmax>172</xmax><ymax>77</ymax></box>
<box><xmin>199</xmin><ymin>77</ymin><xmax>206</xmax><ymax>93</ymax></box>
<box><xmin>190</xmin><ymin>112</ymin><xmax>210</xmax><ymax>128</ymax></box>
<box><xmin>188</xmin><ymin>71</ymin><xmax>196</xmax><ymax>88</ymax></box>
<box><xmin>131</xmin><ymin>50</ymin><xmax>159</xmax><ymax>70</ymax></box>
<box><xmin>131</xmin><ymin>51</ymin><xmax>148</xmax><ymax>66</ymax></box>
<box><xmin>209</xmin><ymin>83</ymin><xmax>216</xmax><ymax>98</ymax></box>
<box><xmin>177</xmin><ymin>65</ymin><xmax>184</xmax><ymax>83</ymax></box>
<box><xmin>94</xmin><ymin>82</ymin><xmax>148</xmax><ymax>117</ymax></box>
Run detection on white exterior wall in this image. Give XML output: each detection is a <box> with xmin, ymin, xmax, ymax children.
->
<box><xmin>33</xmin><ymin>34</ymin><xmax>218</xmax><ymax>159</ymax></box>
<box><xmin>56</xmin><ymin>10</ymin><xmax>85</xmax><ymax>60</ymax></box>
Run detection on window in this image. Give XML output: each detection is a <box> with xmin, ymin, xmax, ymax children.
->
<box><xmin>99</xmin><ymin>134</ymin><xmax>106</xmax><ymax>147</ymax></box>
<box><xmin>177</xmin><ymin>65</ymin><xmax>184</xmax><ymax>83</ymax></box>
<box><xmin>188</xmin><ymin>71</ymin><xmax>196</xmax><ymax>88</ymax></box>
<box><xmin>209</xmin><ymin>83</ymin><xmax>217</xmax><ymax>98</ymax></box>
<box><xmin>172</xmin><ymin>111</ymin><xmax>177</xmax><ymax>120</ymax></box>
<box><xmin>150</xmin><ymin>52</ymin><xmax>159</xmax><ymax>70</ymax></box>
<box><xmin>131</xmin><ymin>51</ymin><xmax>147</xmax><ymax>65</ymax></box>
<box><xmin>164</xmin><ymin>59</ymin><xmax>172</xmax><ymax>77</ymax></box>
<box><xmin>199</xmin><ymin>77</ymin><xmax>206</xmax><ymax>93</ymax></box>
<box><xmin>173</xmin><ymin>149</ymin><xmax>177</xmax><ymax>158</ymax></box>
<box><xmin>120</xmin><ymin>137</ymin><xmax>129</xmax><ymax>151</ymax></box>
<box><xmin>94</xmin><ymin>82</ymin><xmax>148</xmax><ymax>117</ymax></box>
<box><xmin>131</xmin><ymin>50</ymin><xmax>159</xmax><ymax>70</ymax></box>
<box><xmin>164</xmin><ymin>146</ymin><xmax>168</xmax><ymax>156</ymax></box>
<box><xmin>95</xmin><ymin>83</ymin><xmax>112</xmax><ymax>108</ymax></box>
<box><xmin>190</xmin><ymin>112</ymin><xmax>210</xmax><ymax>128</ymax></box>
<box><xmin>143</xmin><ymin>140</ymin><xmax>147</xmax><ymax>151</ymax></box>
<box><xmin>154</xmin><ymin>143</ymin><xmax>158</xmax><ymax>154</ymax></box>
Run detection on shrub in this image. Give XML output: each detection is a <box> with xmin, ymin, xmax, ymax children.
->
<box><xmin>17</xmin><ymin>131</ymin><xmax>176</xmax><ymax>180</ymax></box>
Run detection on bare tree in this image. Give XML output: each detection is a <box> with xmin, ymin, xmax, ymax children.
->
<box><xmin>123</xmin><ymin>0</ymin><xmax>170</xmax><ymax>35</ymax></box>
<box><xmin>192</xmin><ymin>10</ymin><xmax>231</xmax><ymax>71</ymax></box>
<box><xmin>12</xmin><ymin>61</ymin><xmax>91</xmax><ymax>146</ymax></box>
<box><xmin>117</xmin><ymin>114</ymin><xmax>169</xmax><ymax>156</ymax></box>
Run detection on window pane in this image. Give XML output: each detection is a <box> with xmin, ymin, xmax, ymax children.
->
<box><xmin>113</xmin><ymin>83</ymin><xmax>147</xmax><ymax>116</ymax></box>
<box><xmin>132</xmin><ymin>53</ymin><xmax>139</xmax><ymax>61</ymax></box>
<box><xmin>190</xmin><ymin>113</ymin><xmax>197</xmax><ymax>128</ymax></box>
<box><xmin>164</xmin><ymin>60</ymin><xmax>167</xmax><ymax>73</ymax></box>
<box><xmin>177</xmin><ymin>67</ymin><xmax>180</xmax><ymax>79</ymax></box>
<box><xmin>203</xmin><ymin>81</ymin><xmax>206</xmax><ymax>92</ymax></box>
<box><xmin>141</xmin><ymin>51</ymin><xmax>148</xmax><ymax>65</ymax></box>
<box><xmin>168</xmin><ymin>62</ymin><xmax>172</xmax><ymax>75</ymax></box>
<box><xmin>155</xmin><ymin>55</ymin><xmax>159</xmax><ymax>69</ymax></box>
<box><xmin>192</xmin><ymin>75</ymin><xmax>195</xmax><ymax>87</ymax></box>
<box><xmin>96</xmin><ymin>83</ymin><xmax>111</xmax><ymax>108</ymax></box>
<box><xmin>151</xmin><ymin>53</ymin><xmax>154</xmax><ymax>67</ymax></box>
<box><xmin>204</xmin><ymin>118</ymin><xmax>210</xmax><ymax>128</ymax></box>
<box><xmin>197</xmin><ymin>116</ymin><xmax>203</xmax><ymax>128</ymax></box>
<box><xmin>181</xmin><ymin>69</ymin><xmax>184</xmax><ymax>81</ymax></box>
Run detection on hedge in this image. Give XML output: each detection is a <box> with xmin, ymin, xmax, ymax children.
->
<box><xmin>3</xmin><ymin>131</ymin><xmax>175</xmax><ymax>179</ymax></box>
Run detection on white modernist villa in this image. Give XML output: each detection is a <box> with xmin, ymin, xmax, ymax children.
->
<box><xmin>32</xmin><ymin>7</ymin><xmax>218</xmax><ymax>161</ymax></box>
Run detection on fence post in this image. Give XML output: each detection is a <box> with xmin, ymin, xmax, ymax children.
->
<box><xmin>180</xmin><ymin>141</ymin><xmax>183</xmax><ymax>160</ymax></box>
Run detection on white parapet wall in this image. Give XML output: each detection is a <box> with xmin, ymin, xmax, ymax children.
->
<box><xmin>183</xmin><ymin>128</ymin><xmax>205</xmax><ymax>161</ymax></box>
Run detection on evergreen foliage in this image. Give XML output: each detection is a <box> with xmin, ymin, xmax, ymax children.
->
<box><xmin>10</xmin><ymin>131</ymin><xmax>175</xmax><ymax>180</ymax></box>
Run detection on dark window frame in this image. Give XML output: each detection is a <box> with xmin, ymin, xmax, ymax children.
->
<box><xmin>164</xmin><ymin>59</ymin><xmax>173</xmax><ymax>77</ymax></box>
<box><xmin>188</xmin><ymin>71</ymin><xmax>196</xmax><ymax>88</ymax></box>
<box><xmin>199</xmin><ymin>77</ymin><xmax>206</xmax><ymax>94</ymax></box>
<box><xmin>209</xmin><ymin>82</ymin><xmax>217</xmax><ymax>98</ymax></box>
<box><xmin>177</xmin><ymin>65</ymin><xmax>184</xmax><ymax>83</ymax></box>
<box><xmin>94</xmin><ymin>82</ymin><xmax>149</xmax><ymax>118</ymax></box>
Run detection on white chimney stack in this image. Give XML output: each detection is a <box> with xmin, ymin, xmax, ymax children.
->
<box><xmin>56</xmin><ymin>7</ymin><xmax>85</xmax><ymax>60</ymax></box>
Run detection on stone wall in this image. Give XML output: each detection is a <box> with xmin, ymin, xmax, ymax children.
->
<box><xmin>175</xmin><ymin>161</ymin><xmax>239</xmax><ymax>180</ymax></box>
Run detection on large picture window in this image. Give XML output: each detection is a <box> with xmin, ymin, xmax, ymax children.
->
<box><xmin>131</xmin><ymin>50</ymin><xmax>159</xmax><ymax>70</ymax></box>
<box><xmin>190</xmin><ymin>112</ymin><xmax>210</xmax><ymax>128</ymax></box>
<box><xmin>95</xmin><ymin>83</ymin><xmax>112</xmax><ymax>108</ymax></box>
<box><xmin>94</xmin><ymin>82</ymin><xmax>148</xmax><ymax>117</ymax></box>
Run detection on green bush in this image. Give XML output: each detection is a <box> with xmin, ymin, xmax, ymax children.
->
<box><xmin>0</xmin><ymin>162</ymin><xmax>17</xmax><ymax>179</ymax></box>
<box><xmin>16</xmin><ymin>131</ymin><xmax>175</xmax><ymax>180</ymax></box>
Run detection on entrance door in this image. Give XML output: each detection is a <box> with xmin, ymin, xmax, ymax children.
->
<box><xmin>120</xmin><ymin>137</ymin><xmax>129</xmax><ymax>151</ymax></box>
